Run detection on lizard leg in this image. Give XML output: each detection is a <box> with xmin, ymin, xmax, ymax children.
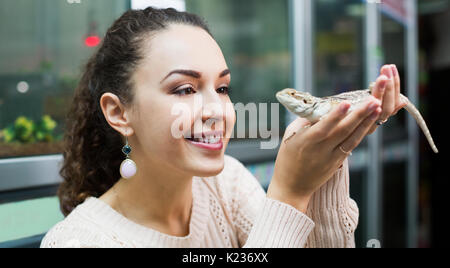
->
<box><xmin>284</xmin><ymin>125</ymin><xmax>311</xmax><ymax>144</ymax></box>
<box><xmin>284</xmin><ymin>132</ymin><xmax>296</xmax><ymax>144</ymax></box>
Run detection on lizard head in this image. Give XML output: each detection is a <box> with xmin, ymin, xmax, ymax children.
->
<box><xmin>276</xmin><ymin>88</ymin><xmax>318</xmax><ymax>117</ymax></box>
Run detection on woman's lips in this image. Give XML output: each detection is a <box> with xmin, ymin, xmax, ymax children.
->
<box><xmin>185</xmin><ymin>131</ymin><xmax>223</xmax><ymax>151</ymax></box>
<box><xmin>185</xmin><ymin>137</ymin><xmax>223</xmax><ymax>151</ymax></box>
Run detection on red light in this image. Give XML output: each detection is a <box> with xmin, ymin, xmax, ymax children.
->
<box><xmin>85</xmin><ymin>36</ymin><xmax>101</xmax><ymax>47</ymax></box>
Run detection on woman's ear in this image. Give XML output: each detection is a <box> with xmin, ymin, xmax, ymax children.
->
<box><xmin>99</xmin><ymin>92</ymin><xmax>134</xmax><ymax>136</ymax></box>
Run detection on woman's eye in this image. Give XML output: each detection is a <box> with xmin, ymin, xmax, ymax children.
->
<box><xmin>174</xmin><ymin>87</ymin><xmax>196</xmax><ymax>96</ymax></box>
<box><xmin>217</xmin><ymin>86</ymin><xmax>231</xmax><ymax>95</ymax></box>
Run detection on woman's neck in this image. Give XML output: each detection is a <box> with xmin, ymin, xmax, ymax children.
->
<box><xmin>101</xmin><ymin>156</ymin><xmax>194</xmax><ymax>237</ymax></box>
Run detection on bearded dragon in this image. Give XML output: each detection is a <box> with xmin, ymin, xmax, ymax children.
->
<box><xmin>276</xmin><ymin>83</ymin><xmax>438</xmax><ymax>153</ymax></box>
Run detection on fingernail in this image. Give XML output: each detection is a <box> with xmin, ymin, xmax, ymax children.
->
<box><xmin>391</xmin><ymin>65</ymin><xmax>398</xmax><ymax>77</ymax></box>
<box><xmin>387</xmin><ymin>67</ymin><xmax>394</xmax><ymax>78</ymax></box>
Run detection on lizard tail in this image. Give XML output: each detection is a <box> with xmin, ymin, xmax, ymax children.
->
<box><xmin>401</xmin><ymin>95</ymin><xmax>439</xmax><ymax>153</ymax></box>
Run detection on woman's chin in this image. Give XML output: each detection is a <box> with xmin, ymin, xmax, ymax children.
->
<box><xmin>188</xmin><ymin>154</ymin><xmax>225</xmax><ymax>177</ymax></box>
<box><xmin>180</xmin><ymin>136</ymin><xmax>229</xmax><ymax>177</ymax></box>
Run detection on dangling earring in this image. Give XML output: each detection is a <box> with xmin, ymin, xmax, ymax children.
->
<box><xmin>120</xmin><ymin>134</ymin><xmax>137</xmax><ymax>179</ymax></box>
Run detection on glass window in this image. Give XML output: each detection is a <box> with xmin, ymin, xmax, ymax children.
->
<box><xmin>0</xmin><ymin>197</ymin><xmax>63</xmax><ymax>243</ymax></box>
<box><xmin>0</xmin><ymin>0</ymin><xmax>129</xmax><ymax>159</ymax></box>
<box><xmin>314</xmin><ymin>0</ymin><xmax>366</xmax><ymax>97</ymax></box>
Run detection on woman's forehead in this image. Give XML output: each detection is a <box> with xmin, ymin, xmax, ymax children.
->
<box><xmin>132</xmin><ymin>24</ymin><xmax>228</xmax><ymax>87</ymax></box>
<box><xmin>144</xmin><ymin>24</ymin><xmax>225</xmax><ymax>66</ymax></box>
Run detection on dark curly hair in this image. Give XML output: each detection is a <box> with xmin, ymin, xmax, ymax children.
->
<box><xmin>58</xmin><ymin>7</ymin><xmax>212</xmax><ymax>216</ymax></box>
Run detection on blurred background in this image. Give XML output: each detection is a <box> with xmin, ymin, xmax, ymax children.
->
<box><xmin>0</xmin><ymin>0</ymin><xmax>448</xmax><ymax>248</ymax></box>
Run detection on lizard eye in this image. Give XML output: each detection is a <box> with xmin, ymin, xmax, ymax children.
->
<box><xmin>303</xmin><ymin>100</ymin><xmax>307</xmax><ymax>104</ymax></box>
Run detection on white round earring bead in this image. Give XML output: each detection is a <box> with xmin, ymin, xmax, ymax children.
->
<box><xmin>120</xmin><ymin>158</ymin><xmax>137</xmax><ymax>179</ymax></box>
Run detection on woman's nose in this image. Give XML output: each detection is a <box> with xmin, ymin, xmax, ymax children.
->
<box><xmin>201</xmin><ymin>104</ymin><xmax>223</xmax><ymax>122</ymax></box>
<box><xmin>201</xmin><ymin>90</ymin><xmax>224</xmax><ymax>123</ymax></box>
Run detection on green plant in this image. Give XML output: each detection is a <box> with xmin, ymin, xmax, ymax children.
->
<box><xmin>1</xmin><ymin>115</ymin><xmax>59</xmax><ymax>144</ymax></box>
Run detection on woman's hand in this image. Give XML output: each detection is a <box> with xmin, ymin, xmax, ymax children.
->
<box><xmin>267</xmin><ymin>96</ymin><xmax>382</xmax><ymax>213</ymax></box>
<box><xmin>267</xmin><ymin>64</ymin><xmax>404</xmax><ymax>213</ymax></box>
<box><xmin>368</xmin><ymin>64</ymin><xmax>407</xmax><ymax>134</ymax></box>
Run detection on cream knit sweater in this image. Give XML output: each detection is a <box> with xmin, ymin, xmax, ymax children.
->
<box><xmin>40</xmin><ymin>155</ymin><xmax>358</xmax><ymax>248</ymax></box>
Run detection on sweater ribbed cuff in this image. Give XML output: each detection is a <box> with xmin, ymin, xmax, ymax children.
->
<box><xmin>307</xmin><ymin>158</ymin><xmax>350</xmax><ymax>212</ymax></box>
<box><xmin>304</xmin><ymin>158</ymin><xmax>359</xmax><ymax>248</ymax></box>
<box><xmin>243</xmin><ymin>197</ymin><xmax>315</xmax><ymax>248</ymax></box>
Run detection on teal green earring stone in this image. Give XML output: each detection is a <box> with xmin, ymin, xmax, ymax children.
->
<box><xmin>122</xmin><ymin>144</ymin><xmax>132</xmax><ymax>156</ymax></box>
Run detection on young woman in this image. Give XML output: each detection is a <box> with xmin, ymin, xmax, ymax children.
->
<box><xmin>41</xmin><ymin>7</ymin><xmax>404</xmax><ymax>248</ymax></box>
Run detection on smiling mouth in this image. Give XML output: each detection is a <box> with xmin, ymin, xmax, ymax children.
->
<box><xmin>184</xmin><ymin>132</ymin><xmax>224</xmax><ymax>150</ymax></box>
<box><xmin>184</xmin><ymin>136</ymin><xmax>222</xmax><ymax>144</ymax></box>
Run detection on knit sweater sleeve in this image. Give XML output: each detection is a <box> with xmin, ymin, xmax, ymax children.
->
<box><xmin>304</xmin><ymin>158</ymin><xmax>359</xmax><ymax>248</ymax></box>
<box><xmin>225</xmin><ymin>155</ymin><xmax>358</xmax><ymax>248</ymax></box>
<box><xmin>224</xmin><ymin>156</ymin><xmax>314</xmax><ymax>248</ymax></box>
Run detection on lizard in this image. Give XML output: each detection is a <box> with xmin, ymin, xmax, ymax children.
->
<box><xmin>276</xmin><ymin>82</ymin><xmax>439</xmax><ymax>153</ymax></box>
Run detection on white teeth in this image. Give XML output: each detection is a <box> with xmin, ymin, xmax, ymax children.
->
<box><xmin>187</xmin><ymin>134</ymin><xmax>223</xmax><ymax>144</ymax></box>
<box><xmin>191</xmin><ymin>136</ymin><xmax>221</xmax><ymax>144</ymax></box>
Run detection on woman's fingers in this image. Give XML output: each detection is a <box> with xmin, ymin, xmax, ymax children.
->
<box><xmin>324</xmin><ymin>97</ymin><xmax>381</xmax><ymax>147</ymax></box>
<box><xmin>371</xmin><ymin>74</ymin><xmax>388</xmax><ymax>101</ymax></box>
<box><xmin>391</xmin><ymin>65</ymin><xmax>401</xmax><ymax>106</ymax></box>
<box><xmin>306</xmin><ymin>102</ymin><xmax>351</xmax><ymax>142</ymax></box>
<box><xmin>379</xmin><ymin>65</ymin><xmax>396</xmax><ymax>121</ymax></box>
<box><xmin>368</xmin><ymin>64</ymin><xmax>403</xmax><ymax>135</ymax></box>
<box><xmin>335</xmin><ymin>107</ymin><xmax>382</xmax><ymax>158</ymax></box>
<box><xmin>391</xmin><ymin>64</ymin><xmax>407</xmax><ymax>115</ymax></box>
<box><xmin>367</xmin><ymin>75</ymin><xmax>388</xmax><ymax>134</ymax></box>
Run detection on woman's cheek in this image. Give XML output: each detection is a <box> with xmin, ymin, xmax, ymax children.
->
<box><xmin>140</xmin><ymin>100</ymin><xmax>184</xmax><ymax>141</ymax></box>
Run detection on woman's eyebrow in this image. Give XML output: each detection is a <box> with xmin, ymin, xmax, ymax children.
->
<box><xmin>160</xmin><ymin>69</ymin><xmax>230</xmax><ymax>84</ymax></box>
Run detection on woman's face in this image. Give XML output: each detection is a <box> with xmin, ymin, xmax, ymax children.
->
<box><xmin>129</xmin><ymin>24</ymin><xmax>235</xmax><ymax>177</ymax></box>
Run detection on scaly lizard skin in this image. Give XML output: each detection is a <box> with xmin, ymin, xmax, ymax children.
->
<box><xmin>276</xmin><ymin>82</ymin><xmax>439</xmax><ymax>153</ymax></box>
